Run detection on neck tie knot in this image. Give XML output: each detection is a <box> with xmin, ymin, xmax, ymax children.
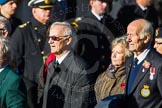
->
<box><xmin>54</xmin><ymin>60</ymin><xmax>59</xmax><ymax>68</ymax></box>
<box><xmin>133</xmin><ymin>58</ymin><xmax>138</xmax><ymax>68</ymax></box>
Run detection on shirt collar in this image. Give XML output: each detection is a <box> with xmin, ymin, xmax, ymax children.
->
<box><xmin>91</xmin><ymin>10</ymin><xmax>103</xmax><ymax>21</ymax></box>
<box><xmin>56</xmin><ymin>51</ymin><xmax>70</xmax><ymax>64</ymax></box>
<box><xmin>134</xmin><ymin>45</ymin><xmax>151</xmax><ymax>64</ymax></box>
<box><xmin>138</xmin><ymin>3</ymin><xmax>148</xmax><ymax>11</ymax></box>
<box><xmin>0</xmin><ymin>64</ymin><xmax>8</xmax><ymax>73</ymax></box>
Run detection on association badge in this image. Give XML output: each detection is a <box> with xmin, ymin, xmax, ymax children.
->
<box><xmin>141</xmin><ymin>85</ymin><xmax>150</xmax><ymax>98</ymax></box>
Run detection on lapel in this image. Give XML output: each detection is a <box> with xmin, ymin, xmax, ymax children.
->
<box><xmin>0</xmin><ymin>67</ymin><xmax>10</xmax><ymax>86</ymax></box>
<box><xmin>125</xmin><ymin>56</ymin><xmax>133</xmax><ymax>93</ymax></box>
<box><xmin>134</xmin><ymin>4</ymin><xmax>145</xmax><ymax>17</ymax></box>
<box><xmin>130</xmin><ymin>49</ymin><xmax>155</xmax><ymax>93</ymax></box>
<box><xmin>48</xmin><ymin>51</ymin><xmax>74</xmax><ymax>87</ymax></box>
<box><xmin>88</xmin><ymin>12</ymin><xmax>100</xmax><ymax>21</ymax></box>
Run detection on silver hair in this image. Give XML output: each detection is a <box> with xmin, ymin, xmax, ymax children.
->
<box><xmin>0</xmin><ymin>36</ymin><xmax>11</xmax><ymax>64</ymax></box>
<box><xmin>139</xmin><ymin>19</ymin><xmax>154</xmax><ymax>40</ymax></box>
<box><xmin>0</xmin><ymin>16</ymin><xmax>11</xmax><ymax>35</ymax></box>
<box><xmin>112</xmin><ymin>35</ymin><xmax>132</xmax><ymax>58</ymax></box>
<box><xmin>50</xmin><ymin>21</ymin><xmax>76</xmax><ymax>37</ymax></box>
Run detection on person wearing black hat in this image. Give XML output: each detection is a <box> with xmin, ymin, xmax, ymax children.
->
<box><xmin>10</xmin><ymin>0</ymin><xmax>54</xmax><ymax>108</ymax></box>
<box><xmin>71</xmin><ymin>0</ymin><xmax>125</xmax><ymax>83</ymax></box>
<box><xmin>154</xmin><ymin>27</ymin><xmax>162</xmax><ymax>54</ymax></box>
<box><xmin>0</xmin><ymin>0</ymin><xmax>22</xmax><ymax>35</ymax></box>
<box><xmin>116</xmin><ymin>0</ymin><xmax>160</xmax><ymax>31</ymax></box>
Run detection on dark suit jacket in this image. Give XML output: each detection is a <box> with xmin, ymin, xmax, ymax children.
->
<box><xmin>117</xmin><ymin>4</ymin><xmax>159</xmax><ymax>31</ymax></box>
<box><xmin>125</xmin><ymin>49</ymin><xmax>162</xmax><ymax>108</ymax></box>
<box><xmin>0</xmin><ymin>66</ymin><xmax>27</xmax><ymax>108</ymax></box>
<box><xmin>43</xmin><ymin>51</ymin><xmax>96</xmax><ymax>108</ymax></box>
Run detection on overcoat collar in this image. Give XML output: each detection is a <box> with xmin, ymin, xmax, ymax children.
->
<box><xmin>48</xmin><ymin>51</ymin><xmax>74</xmax><ymax>87</ymax></box>
<box><xmin>0</xmin><ymin>67</ymin><xmax>10</xmax><ymax>86</ymax></box>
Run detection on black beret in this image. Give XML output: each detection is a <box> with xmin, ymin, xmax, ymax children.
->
<box><xmin>0</xmin><ymin>0</ymin><xmax>17</xmax><ymax>5</ymax></box>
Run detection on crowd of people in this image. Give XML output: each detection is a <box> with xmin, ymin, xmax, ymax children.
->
<box><xmin>1</xmin><ymin>0</ymin><xmax>162</xmax><ymax>108</ymax></box>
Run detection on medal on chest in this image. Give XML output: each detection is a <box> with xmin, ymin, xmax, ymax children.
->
<box><xmin>149</xmin><ymin>67</ymin><xmax>155</xmax><ymax>80</ymax></box>
<box><xmin>141</xmin><ymin>85</ymin><xmax>150</xmax><ymax>98</ymax></box>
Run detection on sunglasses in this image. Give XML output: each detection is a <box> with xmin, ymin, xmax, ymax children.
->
<box><xmin>47</xmin><ymin>35</ymin><xmax>69</xmax><ymax>41</ymax></box>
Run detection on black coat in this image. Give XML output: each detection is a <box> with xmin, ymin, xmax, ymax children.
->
<box><xmin>74</xmin><ymin>12</ymin><xmax>125</xmax><ymax>82</ymax></box>
<box><xmin>10</xmin><ymin>17</ymin><xmax>51</xmax><ymax>108</ymax></box>
<box><xmin>125</xmin><ymin>49</ymin><xmax>162</xmax><ymax>108</ymax></box>
<box><xmin>117</xmin><ymin>4</ymin><xmax>160</xmax><ymax>31</ymax></box>
<box><xmin>43</xmin><ymin>51</ymin><xmax>96</xmax><ymax>108</ymax></box>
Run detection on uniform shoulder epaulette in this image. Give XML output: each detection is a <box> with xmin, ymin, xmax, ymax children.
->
<box><xmin>71</xmin><ymin>17</ymin><xmax>83</xmax><ymax>30</ymax></box>
<box><xmin>19</xmin><ymin>21</ymin><xmax>30</xmax><ymax>28</ymax></box>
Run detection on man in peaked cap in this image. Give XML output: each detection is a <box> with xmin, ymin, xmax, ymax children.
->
<box><xmin>72</xmin><ymin>0</ymin><xmax>125</xmax><ymax>83</ymax></box>
<box><xmin>154</xmin><ymin>27</ymin><xmax>162</xmax><ymax>54</ymax></box>
<box><xmin>10</xmin><ymin>0</ymin><xmax>54</xmax><ymax>108</ymax></box>
<box><xmin>0</xmin><ymin>0</ymin><xmax>22</xmax><ymax>35</ymax></box>
<box><xmin>28</xmin><ymin>0</ymin><xmax>54</xmax><ymax>9</ymax></box>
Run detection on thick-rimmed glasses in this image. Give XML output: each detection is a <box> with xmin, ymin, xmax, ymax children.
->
<box><xmin>47</xmin><ymin>35</ymin><xmax>69</xmax><ymax>41</ymax></box>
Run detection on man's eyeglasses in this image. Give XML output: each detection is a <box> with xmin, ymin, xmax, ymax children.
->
<box><xmin>47</xmin><ymin>35</ymin><xmax>69</xmax><ymax>41</ymax></box>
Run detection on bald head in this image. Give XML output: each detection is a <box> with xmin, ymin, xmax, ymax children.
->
<box><xmin>126</xmin><ymin>19</ymin><xmax>153</xmax><ymax>56</ymax></box>
<box><xmin>127</xmin><ymin>19</ymin><xmax>153</xmax><ymax>39</ymax></box>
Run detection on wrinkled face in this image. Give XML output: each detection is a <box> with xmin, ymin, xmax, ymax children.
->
<box><xmin>0</xmin><ymin>0</ymin><xmax>17</xmax><ymax>16</ymax></box>
<box><xmin>154</xmin><ymin>38</ymin><xmax>162</xmax><ymax>54</ymax></box>
<box><xmin>111</xmin><ymin>43</ymin><xmax>126</xmax><ymax>68</ymax></box>
<box><xmin>90</xmin><ymin>0</ymin><xmax>107</xmax><ymax>16</ymax></box>
<box><xmin>33</xmin><ymin>8</ymin><xmax>51</xmax><ymax>24</ymax></box>
<box><xmin>48</xmin><ymin>25</ymin><xmax>70</xmax><ymax>56</ymax></box>
<box><xmin>126</xmin><ymin>23</ymin><xmax>147</xmax><ymax>55</ymax></box>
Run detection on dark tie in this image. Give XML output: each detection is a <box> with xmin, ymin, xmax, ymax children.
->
<box><xmin>127</xmin><ymin>58</ymin><xmax>139</xmax><ymax>94</ymax></box>
<box><xmin>53</xmin><ymin>60</ymin><xmax>59</xmax><ymax>69</ymax></box>
<box><xmin>49</xmin><ymin>60</ymin><xmax>59</xmax><ymax>84</ymax></box>
<box><xmin>100</xmin><ymin>17</ymin><xmax>105</xmax><ymax>24</ymax></box>
<box><xmin>133</xmin><ymin>57</ymin><xmax>138</xmax><ymax>68</ymax></box>
<box><xmin>143</xmin><ymin>9</ymin><xmax>147</xmax><ymax>14</ymax></box>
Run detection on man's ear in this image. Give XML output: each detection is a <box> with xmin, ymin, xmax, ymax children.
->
<box><xmin>32</xmin><ymin>8</ymin><xmax>36</xmax><ymax>14</ymax></box>
<box><xmin>89</xmin><ymin>0</ymin><xmax>93</xmax><ymax>6</ymax></box>
<box><xmin>144</xmin><ymin>34</ymin><xmax>151</xmax><ymax>44</ymax></box>
<box><xmin>66</xmin><ymin>36</ymin><xmax>72</xmax><ymax>45</ymax></box>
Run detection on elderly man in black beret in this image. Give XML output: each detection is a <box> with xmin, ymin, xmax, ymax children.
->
<box><xmin>10</xmin><ymin>0</ymin><xmax>54</xmax><ymax>108</ymax></box>
<box><xmin>154</xmin><ymin>27</ymin><xmax>162</xmax><ymax>54</ymax></box>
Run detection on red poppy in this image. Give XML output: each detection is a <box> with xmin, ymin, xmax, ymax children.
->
<box><xmin>121</xmin><ymin>82</ymin><xmax>126</xmax><ymax>89</ymax></box>
<box><xmin>143</xmin><ymin>60</ymin><xmax>150</xmax><ymax>69</ymax></box>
